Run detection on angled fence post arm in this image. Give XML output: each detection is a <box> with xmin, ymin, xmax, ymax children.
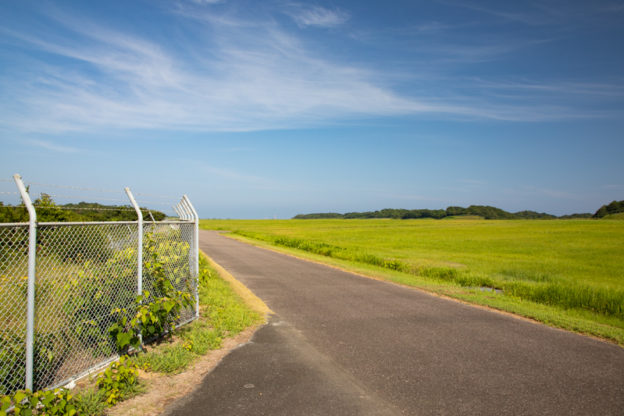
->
<box><xmin>180</xmin><ymin>198</ymin><xmax>191</xmax><ymax>222</ymax></box>
<box><xmin>179</xmin><ymin>198</ymin><xmax>192</xmax><ymax>221</ymax></box>
<box><xmin>183</xmin><ymin>195</ymin><xmax>200</xmax><ymax>318</ymax></box>
<box><xmin>173</xmin><ymin>205</ymin><xmax>183</xmax><ymax>219</ymax></box>
<box><xmin>175</xmin><ymin>201</ymin><xmax>186</xmax><ymax>220</ymax></box>
<box><xmin>13</xmin><ymin>173</ymin><xmax>36</xmax><ymax>391</ymax></box>
<box><xmin>182</xmin><ymin>195</ymin><xmax>199</xmax><ymax>274</ymax></box>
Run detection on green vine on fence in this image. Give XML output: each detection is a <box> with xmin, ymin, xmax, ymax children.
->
<box><xmin>108</xmin><ymin>233</ymin><xmax>193</xmax><ymax>354</ymax></box>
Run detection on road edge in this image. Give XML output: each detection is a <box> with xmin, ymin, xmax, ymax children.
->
<box><xmin>200</xmin><ymin>250</ymin><xmax>273</xmax><ymax>317</ymax></box>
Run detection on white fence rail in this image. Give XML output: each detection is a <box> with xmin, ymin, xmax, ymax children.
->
<box><xmin>0</xmin><ymin>175</ymin><xmax>199</xmax><ymax>395</ymax></box>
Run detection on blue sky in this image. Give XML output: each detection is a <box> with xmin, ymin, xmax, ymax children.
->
<box><xmin>1</xmin><ymin>0</ymin><xmax>623</xmax><ymax>218</ymax></box>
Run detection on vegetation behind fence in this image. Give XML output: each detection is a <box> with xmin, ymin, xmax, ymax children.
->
<box><xmin>0</xmin><ymin>175</ymin><xmax>199</xmax><ymax>396</ymax></box>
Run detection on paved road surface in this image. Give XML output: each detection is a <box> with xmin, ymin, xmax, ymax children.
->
<box><xmin>165</xmin><ymin>230</ymin><xmax>624</xmax><ymax>415</ymax></box>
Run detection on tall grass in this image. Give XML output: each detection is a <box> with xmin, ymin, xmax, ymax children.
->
<box><xmin>233</xmin><ymin>229</ymin><xmax>624</xmax><ymax>318</ymax></box>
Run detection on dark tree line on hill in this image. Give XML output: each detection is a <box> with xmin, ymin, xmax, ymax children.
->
<box><xmin>293</xmin><ymin>204</ymin><xmax>606</xmax><ymax>220</ymax></box>
<box><xmin>0</xmin><ymin>194</ymin><xmax>166</xmax><ymax>223</ymax></box>
<box><xmin>592</xmin><ymin>200</ymin><xmax>624</xmax><ymax>218</ymax></box>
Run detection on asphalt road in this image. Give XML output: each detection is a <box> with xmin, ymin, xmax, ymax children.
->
<box><xmin>165</xmin><ymin>230</ymin><xmax>624</xmax><ymax>415</ymax></box>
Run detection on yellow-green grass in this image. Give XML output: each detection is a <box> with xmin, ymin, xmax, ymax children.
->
<box><xmin>200</xmin><ymin>218</ymin><xmax>624</xmax><ymax>345</ymax></box>
<box><xmin>604</xmin><ymin>212</ymin><xmax>624</xmax><ymax>220</ymax></box>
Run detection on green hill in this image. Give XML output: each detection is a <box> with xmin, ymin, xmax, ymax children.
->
<box><xmin>593</xmin><ymin>200</ymin><xmax>624</xmax><ymax>218</ymax></box>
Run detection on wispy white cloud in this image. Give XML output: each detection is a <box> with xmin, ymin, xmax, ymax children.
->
<box><xmin>373</xmin><ymin>192</ymin><xmax>445</xmax><ymax>203</ymax></box>
<box><xmin>27</xmin><ymin>139</ymin><xmax>81</xmax><ymax>153</ymax></box>
<box><xmin>441</xmin><ymin>1</ymin><xmax>552</xmax><ymax>26</ymax></box>
<box><xmin>284</xmin><ymin>4</ymin><xmax>349</xmax><ymax>28</ymax></box>
<box><xmin>189</xmin><ymin>0</ymin><xmax>223</xmax><ymax>5</ymax></box>
<box><xmin>504</xmin><ymin>185</ymin><xmax>582</xmax><ymax>200</ymax></box>
<box><xmin>441</xmin><ymin>0</ymin><xmax>624</xmax><ymax>28</ymax></box>
<box><xmin>470</xmin><ymin>78</ymin><xmax>624</xmax><ymax>97</ymax></box>
<box><xmin>218</xmin><ymin>146</ymin><xmax>254</xmax><ymax>153</ymax></box>
<box><xmin>197</xmin><ymin>164</ymin><xmax>268</xmax><ymax>184</ymax></box>
<box><xmin>412</xmin><ymin>21</ymin><xmax>453</xmax><ymax>34</ymax></box>
<box><xmin>189</xmin><ymin>161</ymin><xmax>296</xmax><ymax>192</ymax></box>
<box><xmin>458</xmin><ymin>179</ymin><xmax>486</xmax><ymax>186</ymax></box>
<box><xmin>0</xmin><ymin>7</ymin><xmax>421</xmax><ymax>133</ymax></box>
<box><xmin>0</xmin><ymin>3</ymin><xmax>620</xmax><ymax>136</ymax></box>
<box><xmin>601</xmin><ymin>184</ymin><xmax>624</xmax><ymax>190</ymax></box>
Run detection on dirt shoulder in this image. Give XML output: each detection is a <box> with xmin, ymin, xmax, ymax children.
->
<box><xmin>108</xmin><ymin>324</ymin><xmax>262</xmax><ymax>416</ymax></box>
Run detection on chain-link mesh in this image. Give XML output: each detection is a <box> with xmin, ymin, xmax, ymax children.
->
<box><xmin>0</xmin><ymin>220</ymin><xmax>197</xmax><ymax>395</ymax></box>
<box><xmin>143</xmin><ymin>222</ymin><xmax>196</xmax><ymax>325</ymax></box>
<box><xmin>0</xmin><ymin>224</ymin><xmax>29</xmax><ymax>395</ymax></box>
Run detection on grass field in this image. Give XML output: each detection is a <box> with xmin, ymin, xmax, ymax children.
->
<box><xmin>200</xmin><ymin>218</ymin><xmax>624</xmax><ymax>344</ymax></box>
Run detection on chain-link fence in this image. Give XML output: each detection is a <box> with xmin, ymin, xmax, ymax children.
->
<box><xmin>0</xmin><ymin>176</ymin><xmax>199</xmax><ymax>396</ymax></box>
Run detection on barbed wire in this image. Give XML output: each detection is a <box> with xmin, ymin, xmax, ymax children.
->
<box><xmin>133</xmin><ymin>200</ymin><xmax>175</xmax><ymax>207</ymax></box>
<box><xmin>6</xmin><ymin>178</ymin><xmax>184</xmax><ymax>202</ymax></box>
<box><xmin>134</xmin><ymin>192</ymin><xmax>179</xmax><ymax>199</ymax></box>
<box><xmin>0</xmin><ymin>205</ymin><xmax>163</xmax><ymax>212</ymax></box>
<box><xmin>26</xmin><ymin>188</ymin><xmax>181</xmax><ymax>206</ymax></box>
<box><xmin>3</xmin><ymin>178</ymin><xmax>183</xmax><ymax>217</ymax></box>
<box><xmin>37</xmin><ymin>205</ymin><xmax>139</xmax><ymax>212</ymax></box>
<box><xmin>26</xmin><ymin>181</ymin><xmax>123</xmax><ymax>194</ymax></box>
<box><xmin>36</xmin><ymin>193</ymin><xmax>129</xmax><ymax>203</ymax></box>
<box><xmin>5</xmin><ymin>192</ymin><xmax>178</xmax><ymax>207</ymax></box>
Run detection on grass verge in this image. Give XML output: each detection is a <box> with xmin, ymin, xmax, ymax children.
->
<box><xmin>222</xmin><ymin>231</ymin><xmax>624</xmax><ymax>346</ymax></box>
<box><xmin>68</xmin><ymin>252</ymin><xmax>265</xmax><ymax>415</ymax></box>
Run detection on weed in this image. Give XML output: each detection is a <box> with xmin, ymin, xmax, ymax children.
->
<box><xmin>133</xmin><ymin>344</ymin><xmax>195</xmax><ymax>374</ymax></box>
<box><xmin>73</xmin><ymin>387</ymin><xmax>108</xmax><ymax>416</ymax></box>
<box><xmin>181</xmin><ymin>328</ymin><xmax>222</xmax><ymax>355</ymax></box>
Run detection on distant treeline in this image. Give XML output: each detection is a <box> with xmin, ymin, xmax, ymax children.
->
<box><xmin>293</xmin><ymin>205</ymin><xmax>600</xmax><ymax>220</ymax></box>
<box><xmin>0</xmin><ymin>194</ymin><xmax>166</xmax><ymax>223</ymax></box>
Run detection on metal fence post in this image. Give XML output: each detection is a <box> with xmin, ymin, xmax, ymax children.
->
<box><xmin>125</xmin><ymin>188</ymin><xmax>143</xmax><ymax>316</ymax></box>
<box><xmin>13</xmin><ymin>174</ymin><xmax>36</xmax><ymax>391</ymax></box>
<box><xmin>182</xmin><ymin>195</ymin><xmax>200</xmax><ymax>318</ymax></box>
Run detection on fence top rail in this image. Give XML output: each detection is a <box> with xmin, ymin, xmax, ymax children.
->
<box><xmin>0</xmin><ymin>222</ymin><xmax>29</xmax><ymax>227</ymax></box>
<box><xmin>0</xmin><ymin>219</ymin><xmax>196</xmax><ymax>227</ymax></box>
<box><xmin>148</xmin><ymin>220</ymin><xmax>194</xmax><ymax>224</ymax></box>
<box><xmin>37</xmin><ymin>221</ymin><xmax>140</xmax><ymax>226</ymax></box>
